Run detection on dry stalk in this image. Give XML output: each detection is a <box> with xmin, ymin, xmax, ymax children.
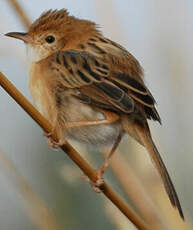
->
<box><xmin>6</xmin><ymin>0</ymin><xmax>31</xmax><ymax>29</ymax></box>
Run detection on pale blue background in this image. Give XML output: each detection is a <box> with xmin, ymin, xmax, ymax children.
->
<box><xmin>0</xmin><ymin>1</ymin><xmax>193</xmax><ymax>229</ymax></box>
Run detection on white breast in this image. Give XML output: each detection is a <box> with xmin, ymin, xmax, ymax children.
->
<box><xmin>26</xmin><ymin>44</ymin><xmax>49</xmax><ymax>63</ymax></box>
<box><xmin>26</xmin><ymin>44</ymin><xmax>40</xmax><ymax>63</ymax></box>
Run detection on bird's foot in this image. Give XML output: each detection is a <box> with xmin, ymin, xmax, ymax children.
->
<box><xmin>43</xmin><ymin>131</ymin><xmax>64</xmax><ymax>150</ymax></box>
<box><xmin>81</xmin><ymin>164</ymin><xmax>107</xmax><ymax>193</ymax></box>
<box><xmin>91</xmin><ymin>162</ymin><xmax>109</xmax><ymax>192</ymax></box>
<box><xmin>90</xmin><ymin>171</ymin><xmax>105</xmax><ymax>193</ymax></box>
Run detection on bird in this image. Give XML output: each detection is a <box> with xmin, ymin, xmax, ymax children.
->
<box><xmin>5</xmin><ymin>9</ymin><xmax>184</xmax><ymax>219</ymax></box>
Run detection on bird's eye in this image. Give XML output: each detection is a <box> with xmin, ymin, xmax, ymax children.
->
<box><xmin>45</xmin><ymin>35</ymin><xmax>55</xmax><ymax>44</ymax></box>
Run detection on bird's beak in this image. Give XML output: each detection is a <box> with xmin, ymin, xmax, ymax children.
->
<box><xmin>5</xmin><ymin>32</ymin><xmax>32</xmax><ymax>43</ymax></box>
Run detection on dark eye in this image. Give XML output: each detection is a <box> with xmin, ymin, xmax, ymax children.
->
<box><xmin>45</xmin><ymin>35</ymin><xmax>55</xmax><ymax>44</ymax></box>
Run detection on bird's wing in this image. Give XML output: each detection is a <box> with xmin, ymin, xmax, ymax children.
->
<box><xmin>49</xmin><ymin>50</ymin><xmax>160</xmax><ymax>122</ymax></box>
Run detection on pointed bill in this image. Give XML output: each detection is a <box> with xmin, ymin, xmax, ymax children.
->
<box><xmin>5</xmin><ymin>32</ymin><xmax>32</xmax><ymax>43</ymax></box>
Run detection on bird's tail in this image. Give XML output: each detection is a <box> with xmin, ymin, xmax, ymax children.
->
<box><xmin>122</xmin><ymin>116</ymin><xmax>184</xmax><ymax>220</ymax></box>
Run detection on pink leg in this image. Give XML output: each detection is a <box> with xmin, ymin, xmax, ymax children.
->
<box><xmin>65</xmin><ymin>111</ymin><xmax>119</xmax><ymax>128</ymax></box>
<box><xmin>91</xmin><ymin>132</ymin><xmax>123</xmax><ymax>191</ymax></box>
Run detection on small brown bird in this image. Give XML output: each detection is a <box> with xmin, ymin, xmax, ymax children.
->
<box><xmin>5</xmin><ymin>9</ymin><xmax>184</xmax><ymax>219</ymax></box>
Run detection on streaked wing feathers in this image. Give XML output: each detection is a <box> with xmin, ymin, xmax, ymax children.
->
<box><xmin>52</xmin><ymin>51</ymin><xmax>108</xmax><ymax>88</ymax></box>
<box><xmin>112</xmin><ymin>74</ymin><xmax>155</xmax><ymax>107</ymax></box>
<box><xmin>93</xmin><ymin>81</ymin><xmax>134</xmax><ymax>113</ymax></box>
<box><xmin>50</xmin><ymin>50</ymin><xmax>160</xmax><ymax>121</ymax></box>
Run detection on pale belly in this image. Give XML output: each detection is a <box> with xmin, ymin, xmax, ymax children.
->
<box><xmin>67</xmin><ymin>120</ymin><xmax>122</xmax><ymax>147</ymax></box>
<box><xmin>63</xmin><ymin>99</ymin><xmax>123</xmax><ymax>147</ymax></box>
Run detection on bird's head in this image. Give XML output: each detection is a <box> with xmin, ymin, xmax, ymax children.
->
<box><xmin>5</xmin><ymin>9</ymin><xmax>99</xmax><ymax>62</ymax></box>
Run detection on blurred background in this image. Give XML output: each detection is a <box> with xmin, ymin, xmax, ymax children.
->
<box><xmin>0</xmin><ymin>0</ymin><xmax>193</xmax><ymax>229</ymax></box>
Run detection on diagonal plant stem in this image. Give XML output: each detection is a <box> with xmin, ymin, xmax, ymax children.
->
<box><xmin>0</xmin><ymin>72</ymin><xmax>150</xmax><ymax>230</ymax></box>
<box><xmin>6</xmin><ymin>0</ymin><xmax>31</xmax><ymax>29</ymax></box>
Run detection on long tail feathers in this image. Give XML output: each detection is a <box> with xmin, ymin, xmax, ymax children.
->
<box><xmin>133</xmin><ymin>122</ymin><xmax>184</xmax><ymax>220</ymax></box>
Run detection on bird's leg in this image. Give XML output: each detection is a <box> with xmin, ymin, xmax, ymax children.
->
<box><xmin>91</xmin><ymin>132</ymin><xmax>123</xmax><ymax>192</ymax></box>
<box><xmin>65</xmin><ymin>110</ymin><xmax>119</xmax><ymax>128</ymax></box>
